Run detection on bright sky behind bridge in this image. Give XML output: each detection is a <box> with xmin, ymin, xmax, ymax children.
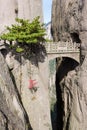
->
<box><xmin>42</xmin><ymin>0</ymin><xmax>52</xmax><ymax>24</ymax></box>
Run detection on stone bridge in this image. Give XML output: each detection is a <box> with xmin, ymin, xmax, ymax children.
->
<box><xmin>0</xmin><ymin>40</ymin><xmax>80</xmax><ymax>63</ymax></box>
<box><xmin>45</xmin><ymin>42</ymin><xmax>80</xmax><ymax>63</ymax></box>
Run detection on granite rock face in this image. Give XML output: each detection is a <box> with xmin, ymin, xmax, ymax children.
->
<box><xmin>52</xmin><ymin>0</ymin><xmax>87</xmax><ymax>130</ymax></box>
<box><xmin>51</xmin><ymin>0</ymin><xmax>87</xmax><ymax>46</ymax></box>
<box><xmin>0</xmin><ymin>1</ymin><xmax>52</xmax><ymax>130</ymax></box>
<box><xmin>0</xmin><ymin>0</ymin><xmax>43</xmax><ymax>33</ymax></box>
<box><xmin>5</xmin><ymin>52</ymin><xmax>52</xmax><ymax>130</ymax></box>
<box><xmin>60</xmin><ymin>58</ymin><xmax>87</xmax><ymax>130</ymax></box>
<box><xmin>0</xmin><ymin>42</ymin><xmax>52</xmax><ymax>130</ymax></box>
<box><xmin>0</xmin><ymin>52</ymin><xmax>32</xmax><ymax>130</ymax></box>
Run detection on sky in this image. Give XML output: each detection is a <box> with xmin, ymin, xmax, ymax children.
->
<box><xmin>42</xmin><ymin>0</ymin><xmax>52</xmax><ymax>24</ymax></box>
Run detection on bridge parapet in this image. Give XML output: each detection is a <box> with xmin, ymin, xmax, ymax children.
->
<box><xmin>45</xmin><ymin>42</ymin><xmax>80</xmax><ymax>53</ymax></box>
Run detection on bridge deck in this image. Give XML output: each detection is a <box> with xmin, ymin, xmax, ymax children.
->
<box><xmin>45</xmin><ymin>42</ymin><xmax>80</xmax><ymax>62</ymax></box>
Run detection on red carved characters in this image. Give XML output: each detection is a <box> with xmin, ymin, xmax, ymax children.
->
<box><xmin>28</xmin><ymin>79</ymin><xmax>38</xmax><ymax>93</ymax></box>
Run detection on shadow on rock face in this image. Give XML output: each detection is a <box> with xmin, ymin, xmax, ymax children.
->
<box><xmin>51</xmin><ymin>57</ymin><xmax>79</xmax><ymax>130</ymax></box>
<box><xmin>0</xmin><ymin>42</ymin><xmax>47</xmax><ymax>67</ymax></box>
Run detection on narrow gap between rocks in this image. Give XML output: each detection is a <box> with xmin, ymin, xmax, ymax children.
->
<box><xmin>51</xmin><ymin>57</ymin><xmax>79</xmax><ymax>130</ymax></box>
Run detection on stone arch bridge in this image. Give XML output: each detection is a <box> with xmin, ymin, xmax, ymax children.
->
<box><xmin>45</xmin><ymin>41</ymin><xmax>80</xmax><ymax>63</ymax></box>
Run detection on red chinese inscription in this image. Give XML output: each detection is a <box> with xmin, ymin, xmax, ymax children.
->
<box><xmin>28</xmin><ymin>79</ymin><xmax>37</xmax><ymax>89</ymax></box>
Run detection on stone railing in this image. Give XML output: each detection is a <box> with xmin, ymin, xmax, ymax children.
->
<box><xmin>45</xmin><ymin>42</ymin><xmax>80</xmax><ymax>53</ymax></box>
<box><xmin>0</xmin><ymin>40</ymin><xmax>80</xmax><ymax>54</ymax></box>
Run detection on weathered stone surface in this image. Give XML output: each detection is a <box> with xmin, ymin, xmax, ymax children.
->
<box><xmin>60</xmin><ymin>58</ymin><xmax>87</xmax><ymax>130</ymax></box>
<box><xmin>0</xmin><ymin>0</ymin><xmax>43</xmax><ymax>33</ymax></box>
<box><xmin>17</xmin><ymin>0</ymin><xmax>43</xmax><ymax>22</ymax></box>
<box><xmin>51</xmin><ymin>0</ymin><xmax>87</xmax><ymax>45</ymax></box>
<box><xmin>0</xmin><ymin>1</ymin><xmax>52</xmax><ymax>130</ymax></box>
<box><xmin>0</xmin><ymin>0</ymin><xmax>17</xmax><ymax>33</ymax></box>
<box><xmin>0</xmin><ymin>0</ymin><xmax>53</xmax><ymax>130</ymax></box>
<box><xmin>0</xmin><ymin>52</ymin><xmax>32</xmax><ymax>130</ymax></box>
<box><xmin>0</xmin><ymin>111</ymin><xmax>7</xmax><ymax>130</ymax></box>
<box><xmin>52</xmin><ymin>0</ymin><xmax>87</xmax><ymax>130</ymax></box>
<box><xmin>5</xmin><ymin>52</ymin><xmax>52</xmax><ymax>130</ymax></box>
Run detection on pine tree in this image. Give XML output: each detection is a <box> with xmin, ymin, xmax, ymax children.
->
<box><xmin>0</xmin><ymin>16</ymin><xmax>46</xmax><ymax>53</ymax></box>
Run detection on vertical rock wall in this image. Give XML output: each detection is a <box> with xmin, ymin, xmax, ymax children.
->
<box><xmin>51</xmin><ymin>0</ymin><xmax>86</xmax><ymax>44</ymax></box>
<box><xmin>5</xmin><ymin>52</ymin><xmax>52</xmax><ymax>130</ymax></box>
<box><xmin>0</xmin><ymin>0</ymin><xmax>43</xmax><ymax>33</ymax></box>
<box><xmin>0</xmin><ymin>0</ymin><xmax>17</xmax><ymax>32</ymax></box>
<box><xmin>52</xmin><ymin>0</ymin><xmax>87</xmax><ymax>130</ymax></box>
<box><xmin>0</xmin><ymin>52</ymin><xmax>32</xmax><ymax>130</ymax></box>
<box><xmin>18</xmin><ymin>0</ymin><xmax>43</xmax><ymax>21</ymax></box>
<box><xmin>0</xmin><ymin>1</ymin><xmax>52</xmax><ymax>130</ymax></box>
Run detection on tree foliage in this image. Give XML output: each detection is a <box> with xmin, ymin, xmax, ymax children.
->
<box><xmin>0</xmin><ymin>17</ymin><xmax>46</xmax><ymax>53</ymax></box>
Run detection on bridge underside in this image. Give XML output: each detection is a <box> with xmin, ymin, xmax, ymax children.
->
<box><xmin>47</xmin><ymin>52</ymin><xmax>80</xmax><ymax>63</ymax></box>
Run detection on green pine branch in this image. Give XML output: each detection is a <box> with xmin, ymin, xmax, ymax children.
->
<box><xmin>0</xmin><ymin>16</ymin><xmax>46</xmax><ymax>53</ymax></box>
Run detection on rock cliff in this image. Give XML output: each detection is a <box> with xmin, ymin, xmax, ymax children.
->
<box><xmin>0</xmin><ymin>1</ymin><xmax>52</xmax><ymax>130</ymax></box>
<box><xmin>0</xmin><ymin>0</ymin><xmax>43</xmax><ymax>33</ymax></box>
<box><xmin>1</xmin><ymin>0</ymin><xmax>87</xmax><ymax>130</ymax></box>
<box><xmin>52</xmin><ymin>0</ymin><xmax>87</xmax><ymax>130</ymax></box>
<box><xmin>0</xmin><ymin>52</ymin><xmax>32</xmax><ymax>130</ymax></box>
